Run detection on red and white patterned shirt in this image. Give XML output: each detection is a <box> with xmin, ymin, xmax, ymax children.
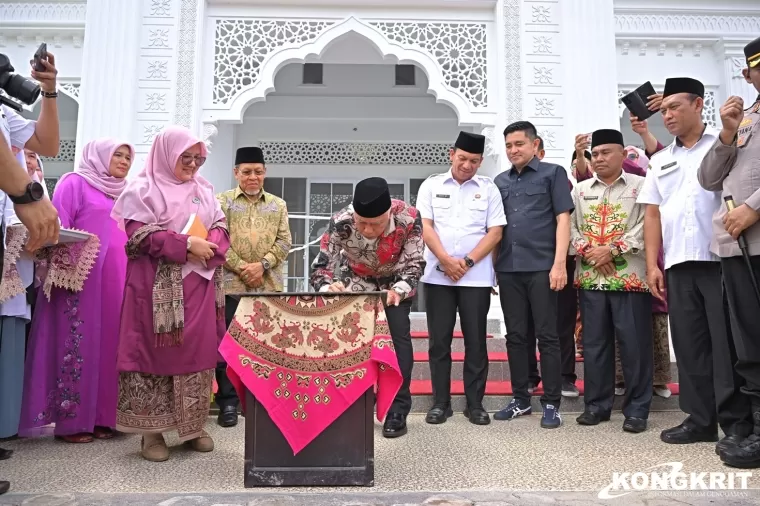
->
<box><xmin>310</xmin><ymin>199</ymin><xmax>425</xmax><ymax>298</ymax></box>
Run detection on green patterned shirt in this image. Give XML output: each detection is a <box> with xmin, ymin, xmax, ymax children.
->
<box><xmin>571</xmin><ymin>172</ymin><xmax>649</xmax><ymax>292</ymax></box>
<box><xmin>216</xmin><ymin>187</ymin><xmax>292</xmax><ymax>294</ymax></box>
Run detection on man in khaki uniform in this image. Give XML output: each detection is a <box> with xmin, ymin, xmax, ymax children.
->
<box><xmin>698</xmin><ymin>36</ymin><xmax>760</xmax><ymax>468</ymax></box>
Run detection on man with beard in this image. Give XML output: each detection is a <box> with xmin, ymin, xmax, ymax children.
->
<box><xmin>416</xmin><ymin>132</ymin><xmax>505</xmax><ymax>426</ymax></box>
<box><xmin>637</xmin><ymin>77</ymin><xmax>753</xmax><ymax>454</ymax></box>
<box><xmin>698</xmin><ymin>36</ymin><xmax>760</xmax><ymax>468</ymax></box>
<box><xmin>216</xmin><ymin>147</ymin><xmax>292</xmax><ymax>427</ymax></box>
<box><xmin>311</xmin><ymin>177</ymin><xmax>424</xmax><ymax>438</ymax></box>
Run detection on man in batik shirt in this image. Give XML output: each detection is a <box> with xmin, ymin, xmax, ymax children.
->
<box><xmin>216</xmin><ymin>146</ymin><xmax>292</xmax><ymax>427</ymax></box>
<box><xmin>311</xmin><ymin>177</ymin><xmax>424</xmax><ymax>439</ymax></box>
<box><xmin>571</xmin><ymin>129</ymin><xmax>652</xmax><ymax>434</ymax></box>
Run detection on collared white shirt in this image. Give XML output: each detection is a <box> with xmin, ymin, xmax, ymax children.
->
<box><xmin>637</xmin><ymin>126</ymin><xmax>722</xmax><ymax>270</ymax></box>
<box><xmin>416</xmin><ymin>169</ymin><xmax>506</xmax><ymax>287</ymax></box>
<box><xmin>1</xmin><ymin>105</ymin><xmax>35</xmax><ymax>150</ymax></box>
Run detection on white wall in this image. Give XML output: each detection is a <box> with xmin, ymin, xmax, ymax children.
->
<box><xmin>203</xmin><ymin>61</ymin><xmax>466</xmax><ymax>191</ymax></box>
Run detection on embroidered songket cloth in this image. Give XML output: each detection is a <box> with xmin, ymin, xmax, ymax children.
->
<box><xmin>0</xmin><ymin>225</ymin><xmax>100</xmax><ymax>303</ymax></box>
<box><xmin>219</xmin><ymin>293</ymin><xmax>402</xmax><ymax>455</ymax></box>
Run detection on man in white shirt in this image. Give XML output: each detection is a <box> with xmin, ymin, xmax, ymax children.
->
<box><xmin>637</xmin><ymin>77</ymin><xmax>752</xmax><ymax>455</ymax></box>
<box><xmin>416</xmin><ymin>131</ymin><xmax>506</xmax><ymax>426</ymax></box>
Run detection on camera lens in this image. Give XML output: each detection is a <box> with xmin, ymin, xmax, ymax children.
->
<box><xmin>4</xmin><ymin>74</ymin><xmax>40</xmax><ymax>105</ymax></box>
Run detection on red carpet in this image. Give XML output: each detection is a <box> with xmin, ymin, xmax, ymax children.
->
<box><xmin>409</xmin><ymin>379</ymin><xmax>680</xmax><ymax>396</ymax></box>
<box><xmin>411</xmin><ymin>331</ymin><xmax>494</xmax><ymax>339</ymax></box>
<box><xmin>413</xmin><ymin>351</ymin><xmax>583</xmax><ymax>363</ymax></box>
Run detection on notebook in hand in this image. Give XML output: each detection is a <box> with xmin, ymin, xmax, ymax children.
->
<box><xmin>181</xmin><ymin>214</ymin><xmax>208</xmax><ymax>239</ymax></box>
<box><xmin>621</xmin><ymin>81</ymin><xmax>657</xmax><ymax>121</ymax></box>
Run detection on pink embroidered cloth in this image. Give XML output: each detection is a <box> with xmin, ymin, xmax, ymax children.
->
<box><xmin>219</xmin><ymin>293</ymin><xmax>402</xmax><ymax>455</ymax></box>
<box><xmin>0</xmin><ymin>225</ymin><xmax>100</xmax><ymax>303</ymax></box>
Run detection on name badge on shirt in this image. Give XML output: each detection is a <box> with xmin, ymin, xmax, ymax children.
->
<box><xmin>583</xmin><ymin>195</ymin><xmax>599</xmax><ymax>200</ymax></box>
<box><xmin>435</xmin><ymin>194</ymin><xmax>450</xmax><ymax>199</ymax></box>
<box><xmin>658</xmin><ymin>161</ymin><xmax>679</xmax><ymax>176</ymax></box>
<box><xmin>737</xmin><ymin>117</ymin><xmax>754</xmax><ymax>148</ymax></box>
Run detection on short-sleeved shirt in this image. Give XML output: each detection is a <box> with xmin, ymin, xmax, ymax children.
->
<box><xmin>637</xmin><ymin>127</ymin><xmax>722</xmax><ymax>270</ymax></box>
<box><xmin>0</xmin><ymin>105</ymin><xmax>35</xmax><ymax>150</ymax></box>
<box><xmin>416</xmin><ymin>170</ymin><xmax>506</xmax><ymax>287</ymax></box>
<box><xmin>494</xmin><ymin>156</ymin><xmax>574</xmax><ymax>273</ymax></box>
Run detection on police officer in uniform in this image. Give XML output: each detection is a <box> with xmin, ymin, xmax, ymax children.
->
<box><xmin>638</xmin><ymin>77</ymin><xmax>753</xmax><ymax>453</ymax></box>
<box><xmin>698</xmin><ymin>36</ymin><xmax>760</xmax><ymax>468</ymax></box>
<box><xmin>416</xmin><ymin>131</ymin><xmax>506</xmax><ymax>426</ymax></box>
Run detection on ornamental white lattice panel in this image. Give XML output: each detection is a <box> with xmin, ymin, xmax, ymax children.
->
<box><xmin>259</xmin><ymin>142</ymin><xmax>451</xmax><ymax>165</ymax></box>
<box><xmin>213</xmin><ymin>19</ymin><xmax>335</xmax><ymax>105</ymax></box>
<box><xmin>617</xmin><ymin>89</ymin><xmax>717</xmax><ymax>127</ymax></box>
<box><xmin>370</xmin><ymin>22</ymin><xmax>488</xmax><ymax>108</ymax></box>
<box><xmin>40</xmin><ymin>139</ymin><xmax>76</xmax><ymax>163</ymax></box>
<box><xmin>59</xmin><ymin>83</ymin><xmax>80</xmax><ymax>102</ymax></box>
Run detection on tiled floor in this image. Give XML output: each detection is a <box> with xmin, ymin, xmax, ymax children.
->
<box><xmin>2</xmin><ymin>411</ymin><xmax>758</xmax><ymax>502</ymax></box>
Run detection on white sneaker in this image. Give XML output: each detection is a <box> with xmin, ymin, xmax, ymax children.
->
<box><xmin>654</xmin><ymin>386</ymin><xmax>672</xmax><ymax>398</ymax></box>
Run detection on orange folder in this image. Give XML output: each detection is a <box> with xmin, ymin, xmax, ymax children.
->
<box><xmin>181</xmin><ymin>214</ymin><xmax>208</xmax><ymax>239</ymax></box>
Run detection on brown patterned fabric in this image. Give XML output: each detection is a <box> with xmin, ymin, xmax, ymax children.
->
<box><xmin>0</xmin><ymin>225</ymin><xmax>27</xmax><ymax>303</ymax></box>
<box><xmin>116</xmin><ymin>369</ymin><xmax>213</xmax><ymax>441</ymax></box>
<box><xmin>615</xmin><ymin>313</ymin><xmax>671</xmax><ymax>385</ymax></box>
<box><xmin>126</xmin><ymin>222</ymin><xmax>227</xmax><ymax>347</ymax></box>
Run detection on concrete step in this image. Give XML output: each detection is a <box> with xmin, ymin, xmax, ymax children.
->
<box><xmin>409</xmin><ymin>393</ymin><xmax>681</xmax><ymax>414</ymax></box>
<box><xmin>410</xmin><ymin>315</ymin><xmax>502</xmax><ymax>336</ymax></box>
<box><xmin>411</xmin><ymin>335</ymin><xmax>504</xmax><ymax>353</ymax></box>
<box><xmin>410</xmin><ymin>351</ymin><xmax>679</xmax><ymax>382</ymax></box>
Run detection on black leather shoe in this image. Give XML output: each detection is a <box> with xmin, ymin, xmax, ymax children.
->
<box><xmin>660</xmin><ymin>424</ymin><xmax>718</xmax><ymax>444</ymax></box>
<box><xmin>0</xmin><ymin>448</ymin><xmax>12</xmax><ymax>461</ymax></box>
<box><xmin>721</xmin><ymin>434</ymin><xmax>760</xmax><ymax>469</ymax></box>
<box><xmin>382</xmin><ymin>412</ymin><xmax>407</xmax><ymax>438</ymax></box>
<box><xmin>0</xmin><ymin>481</ymin><xmax>8</xmax><ymax>495</ymax></box>
<box><xmin>463</xmin><ymin>406</ymin><xmax>490</xmax><ymax>426</ymax></box>
<box><xmin>217</xmin><ymin>405</ymin><xmax>238</xmax><ymax>428</ymax></box>
<box><xmin>623</xmin><ymin>417</ymin><xmax>647</xmax><ymax>433</ymax></box>
<box><xmin>425</xmin><ymin>404</ymin><xmax>454</xmax><ymax>424</ymax></box>
<box><xmin>576</xmin><ymin>411</ymin><xmax>611</xmax><ymax>426</ymax></box>
<box><xmin>716</xmin><ymin>434</ymin><xmax>746</xmax><ymax>456</ymax></box>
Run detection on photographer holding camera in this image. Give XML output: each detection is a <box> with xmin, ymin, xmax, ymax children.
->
<box><xmin>0</xmin><ymin>48</ymin><xmax>61</xmax><ymax>497</ymax></box>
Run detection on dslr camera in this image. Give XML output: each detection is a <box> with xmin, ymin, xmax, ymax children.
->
<box><xmin>0</xmin><ymin>52</ymin><xmax>41</xmax><ymax>113</ymax></box>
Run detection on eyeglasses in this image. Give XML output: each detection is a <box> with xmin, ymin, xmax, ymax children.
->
<box><xmin>180</xmin><ymin>154</ymin><xmax>206</xmax><ymax>167</ymax></box>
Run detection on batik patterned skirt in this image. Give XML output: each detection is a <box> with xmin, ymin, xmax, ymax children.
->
<box><xmin>116</xmin><ymin>369</ymin><xmax>213</xmax><ymax>442</ymax></box>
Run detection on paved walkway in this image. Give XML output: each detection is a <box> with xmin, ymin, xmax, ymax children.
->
<box><xmin>2</xmin><ymin>411</ymin><xmax>759</xmax><ymax>505</ymax></box>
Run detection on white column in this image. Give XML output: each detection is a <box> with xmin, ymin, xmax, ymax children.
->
<box><xmin>521</xmin><ymin>0</ymin><xmax>618</xmax><ymax>169</ymax></box>
<box><xmin>74</xmin><ymin>0</ymin><xmax>143</xmax><ymax>167</ymax></box>
<box><xmin>201</xmin><ymin>121</ymin><xmax>235</xmax><ymax>194</ymax></box>
<box><xmin>717</xmin><ymin>38</ymin><xmax>759</xmax><ymax>109</ymax></box>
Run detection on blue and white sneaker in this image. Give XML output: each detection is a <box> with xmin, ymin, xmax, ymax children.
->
<box><xmin>541</xmin><ymin>404</ymin><xmax>562</xmax><ymax>429</ymax></box>
<box><xmin>494</xmin><ymin>398</ymin><xmax>532</xmax><ymax>421</ymax></box>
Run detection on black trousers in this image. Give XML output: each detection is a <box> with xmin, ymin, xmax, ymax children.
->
<box><xmin>499</xmin><ymin>271</ymin><xmax>561</xmax><ymax>406</ymax></box>
<box><xmin>424</xmin><ymin>283</ymin><xmax>491</xmax><ymax>408</ymax></box>
<box><xmin>722</xmin><ymin>255</ymin><xmax>760</xmax><ymax>417</ymax></box>
<box><xmin>215</xmin><ymin>295</ymin><xmax>241</xmax><ymax>410</ymax></box>
<box><xmin>384</xmin><ymin>299</ymin><xmax>413</xmax><ymax>416</ymax></box>
<box><xmin>527</xmin><ymin>257</ymin><xmax>577</xmax><ymax>385</ymax></box>
<box><xmin>580</xmin><ymin>290</ymin><xmax>653</xmax><ymax>418</ymax></box>
<box><xmin>667</xmin><ymin>261</ymin><xmax>752</xmax><ymax>436</ymax></box>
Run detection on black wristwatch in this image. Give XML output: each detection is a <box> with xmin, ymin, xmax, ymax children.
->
<box><xmin>464</xmin><ymin>256</ymin><xmax>475</xmax><ymax>268</ymax></box>
<box><xmin>8</xmin><ymin>182</ymin><xmax>45</xmax><ymax>205</ymax></box>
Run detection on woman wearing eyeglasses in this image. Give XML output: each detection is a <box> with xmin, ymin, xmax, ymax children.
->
<box><xmin>111</xmin><ymin>126</ymin><xmax>229</xmax><ymax>462</ymax></box>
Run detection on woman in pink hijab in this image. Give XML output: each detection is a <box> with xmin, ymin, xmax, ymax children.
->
<box><xmin>112</xmin><ymin>126</ymin><xmax>230</xmax><ymax>462</ymax></box>
<box><xmin>20</xmin><ymin>138</ymin><xmax>134</xmax><ymax>443</ymax></box>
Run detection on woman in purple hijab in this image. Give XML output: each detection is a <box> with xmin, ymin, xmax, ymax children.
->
<box><xmin>19</xmin><ymin>138</ymin><xmax>134</xmax><ymax>443</ymax></box>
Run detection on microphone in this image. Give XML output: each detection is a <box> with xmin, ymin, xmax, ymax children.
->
<box><xmin>724</xmin><ymin>195</ymin><xmax>749</xmax><ymax>250</ymax></box>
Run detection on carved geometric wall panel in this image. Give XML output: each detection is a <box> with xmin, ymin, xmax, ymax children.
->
<box><xmin>370</xmin><ymin>22</ymin><xmax>489</xmax><ymax>108</ymax></box>
<box><xmin>260</xmin><ymin>141</ymin><xmax>451</xmax><ymax>165</ymax></box>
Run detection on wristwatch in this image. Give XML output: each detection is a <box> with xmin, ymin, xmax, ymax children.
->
<box><xmin>610</xmin><ymin>245</ymin><xmax>621</xmax><ymax>258</ymax></box>
<box><xmin>261</xmin><ymin>258</ymin><xmax>271</xmax><ymax>270</ymax></box>
<box><xmin>464</xmin><ymin>256</ymin><xmax>475</xmax><ymax>268</ymax></box>
<box><xmin>8</xmin><ymin>181</ymin><xmax>45</xmax><ymax>205</ymax></box>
